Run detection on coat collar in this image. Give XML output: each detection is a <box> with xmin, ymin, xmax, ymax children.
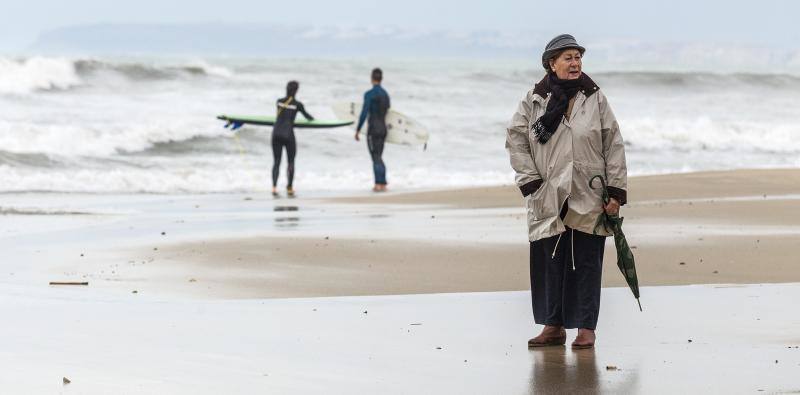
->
<box><xmin>532</xmin><ymin>73</ymin><xmax>600</xmax><ymax>101</ymax></box>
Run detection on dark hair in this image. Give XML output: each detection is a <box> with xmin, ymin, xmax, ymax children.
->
<box><xmin>371</xmin><ymin>68</ymin><xmax>383</xmax><ymax>83</ymax></box>
<box><xmin>286</xmin><ymin>80</ymin><xmax>299</xmax><ymax>97</ymax></box>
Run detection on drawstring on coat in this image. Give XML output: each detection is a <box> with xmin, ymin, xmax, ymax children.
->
<box><xmin>550</xmin><ymin>229</ymin><xmax>577</xmax><ymax>271</ymax></box>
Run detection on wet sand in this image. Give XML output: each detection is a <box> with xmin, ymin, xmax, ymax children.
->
<box><xmin>129</xmin><ymin>169</ymin><xmax>800</xmax><ymax>298</ymax></box>
<box><xmin>2</xmin><ymin>169</ymin><xmax>799</xmax><ymax>393</ymax></box>
<box><xmin>1</xmin><ymin>283</ymin><xmax>798</xmax><ymax>394</ymax></box>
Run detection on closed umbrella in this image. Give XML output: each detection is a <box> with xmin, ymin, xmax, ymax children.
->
<box><xmin>590</xmin><ymin>175</ymin><xmax>642</xmax><ymax>311</ymax></box>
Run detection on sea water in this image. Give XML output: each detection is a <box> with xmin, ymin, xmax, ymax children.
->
<box><xmin>1</xmin><ymin>56</ymin><xmax>798</xmax><ymax>193</ymax></box>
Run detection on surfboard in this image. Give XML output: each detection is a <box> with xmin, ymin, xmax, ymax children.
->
<box><xmin>217</xmin><ymin>115</ymin><xmax>353</xmax><ymax>129</ymax></box>
<box><xmin>331</xmin><ymin>102</ymin><xmax>429</xmax><ymax>147</ymax></box>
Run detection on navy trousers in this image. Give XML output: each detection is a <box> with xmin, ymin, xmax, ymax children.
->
<box><xmin>530</xmin><ymin>227</ymin><xmax>606</xmax><ymax>330</ymax></box>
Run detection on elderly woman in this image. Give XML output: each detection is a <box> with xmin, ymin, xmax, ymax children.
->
<box><xmin>505</xmin><ymin>34</ymin><xmax>627</xmax><ymax>349</ymax></box>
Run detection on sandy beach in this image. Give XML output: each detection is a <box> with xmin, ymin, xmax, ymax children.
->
<box><xmin>79</xmin><ymin>168</ymin><xmax>800</xmax><ymax>299</ymax></box>
<box><xmin>2</xmin><ymin>168</ymin><xmax>799</xmax><ymax>393</ymax></box>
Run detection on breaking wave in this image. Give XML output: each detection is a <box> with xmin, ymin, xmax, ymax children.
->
<box><xmin>0</xmin><ymin>56</ymin><xmax>233</xmax><ymax>94</ymax></box>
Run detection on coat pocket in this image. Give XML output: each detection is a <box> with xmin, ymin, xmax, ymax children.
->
<box><xmin>571</xmin><ymin>161</ymin><xmax>606</xmax><ymax>215</ymax></box>
<box><xmin>526</xmin><ymin>182</ymin><xmax>559</xmax><ymax>221</ymax></box>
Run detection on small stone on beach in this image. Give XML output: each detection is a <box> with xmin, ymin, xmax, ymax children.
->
<box><xmin>63</xmin><ymin>377</ymin><xmax>71</xmax><ymax>384</ymax></box>
<box><xmin>606</xmin><ymin>365</ymin><xmax>618</xmax><ymax>371</ymax></box>
<box><xmin>132</xmin><ymin>290</ymin><xmax>138</xmax><ymax>294</ymax></box>
<box><xmin>679</xmin><ymin>262</ymin><xmax>686</xmax><ymax>265</ymax></box>
<box><xmin>161</xmin><ymin>232</ymin><xmax>166</xmax><ymax>235</ymax></box>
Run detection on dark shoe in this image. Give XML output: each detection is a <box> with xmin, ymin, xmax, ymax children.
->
<box><xmin>528</xmin><ymin>334</ymin><xmax>567</xmax><ymax>348</ymax></box>
<box><xmin>571</xmin><ymin>329</ymin><xmax>596</xmax><ymax>349</ymax></box>
<box><xmin>528</xmin><ymin>326</ymin><xmax>567</xmax><ymax>348</ymax></box>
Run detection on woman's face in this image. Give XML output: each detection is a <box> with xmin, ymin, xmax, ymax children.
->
<box><xmin>549</xmin><ymin>49</ymin><xmax>582</xmax><ymax>80</ymax></box>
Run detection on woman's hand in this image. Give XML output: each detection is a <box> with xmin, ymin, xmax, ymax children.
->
<box><xmin>604</xmin><ymin>198</ymin><xmax>620</xmax><ymax>215</ymax></box>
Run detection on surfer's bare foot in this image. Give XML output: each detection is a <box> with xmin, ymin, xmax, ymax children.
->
<box><xmin>286</xmin><ymin>187</ymin><xmax>295</xmax><ymax>197</ymax></box>
<box><xmin>271</xmin><ymin>187</ymin><xmax>279</xmax><ymax>197</ymax></box>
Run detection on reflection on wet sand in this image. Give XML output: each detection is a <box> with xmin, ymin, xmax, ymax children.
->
<box><xmin>528</xmin><ymin>347</ymin><xmax>639</xmax><ymax>394</ymax></box>
<box><xmin>274</xmin><ymin>206</ymin><xmax>300</xmax><ymax>228</ymax></box>
<box><xmin>529</xmin><ymin>348</ymin><xmax>599</xmax><ymax>394</ymax></box>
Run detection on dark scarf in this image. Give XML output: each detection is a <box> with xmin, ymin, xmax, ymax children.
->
<box><xmin>532</xmin><ymin>73</ymin><xmax>598</xmax><ymax>144</ymax></box>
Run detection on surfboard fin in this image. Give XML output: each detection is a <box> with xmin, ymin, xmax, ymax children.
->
<box><xmin>231</xmin><ymin>122</ymin><xmax>244</xmax><ymax>131</ymax></box>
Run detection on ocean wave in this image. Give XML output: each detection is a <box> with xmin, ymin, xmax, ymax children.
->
<box><xmin>0</xmin><ymin>150</ymin><xmax>64</xmax><ymax>168</ymax></box>
<box><xmin>623</xmin><ymin>117</ymin><xmax>800</xmax><ymax>154</ymax></box>
<box><xmin>593</xmin><ymin>71</ymin><xmax>800</xmax><ymax>90</ymax></box>
<box><xmin>74</xmin><ymin>59</ymin><xmax>233</xmax><ymax>81</ymax></box>
<box><xmin>0</xmin><ymin>119</ymin><xmax>242</xmax><ymax>157</ymax></box>
<box><xmin>0</xmin><ymin>206</ymin><xmax>93</xmax><ymax>216</ymax></box>
<box><xmin>0</xmin><ymin>56</ymin><xmax>233</xmax><ymax>95</ymax></box>
<box><xmin>0</xmin><ymin>57</ymin><xmax>84</xmax><ymax>94</ymax></box>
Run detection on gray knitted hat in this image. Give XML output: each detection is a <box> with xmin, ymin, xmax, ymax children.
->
<box><xmin>541</xmin><ymin>34</ymin><xmax>586</xmax><ymax>71</ymax></box>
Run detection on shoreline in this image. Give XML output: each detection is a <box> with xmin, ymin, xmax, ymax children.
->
<box><xmin>67</xmin><ymin>167</ymin><xmax>800</xmax><ymax>299</ymax></box>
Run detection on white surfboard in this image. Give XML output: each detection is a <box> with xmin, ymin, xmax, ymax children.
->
<box><xmin>332</xmin><ymin>102</ymin><xmax>429</xmax><ymax>147</ymax></box>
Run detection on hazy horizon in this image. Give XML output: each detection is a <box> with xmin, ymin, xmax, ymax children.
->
<box><xmin>2</xmin><ymin>0</ymin><xmax>799</xmax><ymax>57</ymax></box>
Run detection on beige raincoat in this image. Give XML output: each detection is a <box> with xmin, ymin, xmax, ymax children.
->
<box><xmin>506</xmin><ymin>75</ymin><xmax>627</xmax><ymax>241</ymax></box>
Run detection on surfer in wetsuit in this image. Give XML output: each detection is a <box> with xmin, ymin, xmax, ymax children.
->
<box><xmin>272</xmin><ymin>80</ymin><xmax>313</xmax><ymax>197</ymax></box>
<box><xmin>354</xmin><ymin>68</ymin><xmax>391</xmax><ymax>192</ymax></box>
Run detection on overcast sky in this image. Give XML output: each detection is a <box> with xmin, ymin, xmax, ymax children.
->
<box><xmin>2</xmin><ymin>0</ymin><xmax>798</xmax><ymax>52</ymax></box>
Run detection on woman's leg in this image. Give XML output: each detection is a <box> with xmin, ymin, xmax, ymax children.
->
<box><xmin>286</xmin><ymin>135</ymin><xmax>297</xmax><ymax>189</ymax></box>
<box><xmin>271</xmin><ymin>137</ymin><xmax>284</xmax><ymax>188</ymax></box>
<box><xmin>530</xmin><ymin>231</ymin><xmax>571</xmax><ymax>327</ymax></box>
<box><xmin>562</xmin><ymin>228</ymin><xmax>606</xmax><ymax>330</ymax></box>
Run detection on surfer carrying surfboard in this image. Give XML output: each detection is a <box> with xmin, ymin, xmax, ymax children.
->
<box><xmin>354</xmin><ymin>68</ymin><xmax>391</xmax><ymax>192</ymax></box>
<box><xmin>272</xmin><ymin>81</ymin><xmax>314</xmax><ymax>197</ymax></box>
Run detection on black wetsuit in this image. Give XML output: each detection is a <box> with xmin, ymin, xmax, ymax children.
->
<box><xmin>272</xmin><ymin>96</ymin><xmax>313</xmax><ymax>188</ymax></box>
<box><xmin>357</xmin><ymin>85</ymin><xmax>391</xmax><ymax>185</ymax></box>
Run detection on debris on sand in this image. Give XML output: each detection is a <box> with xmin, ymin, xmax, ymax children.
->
<box><xmin>679</xmin><ymin>262</ymin><xmax>686</xmax><ymax>265</ymax></box>
<box><xmin>63</xmin><ymin>377</ymin><xmax>71</xmax><ymax>384</ymax></box>
<box><xmin>606</xmin><ymin>365</ymin><xmax>618</xmax><ymax>371</ymax></box>
<box><xmin>189</xmin><ymin>278</ymin><xmax>197</xmax><ymax>283</ymax></box>
<box><xmin>132</xmin><ymin>290</ymin><xmax>138</xmax><ymax>294</ymax></box>
<box><xmin>49</xmin><ymin>281</ymin><xmax>88</xmax><ymax>286</ymax></box>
